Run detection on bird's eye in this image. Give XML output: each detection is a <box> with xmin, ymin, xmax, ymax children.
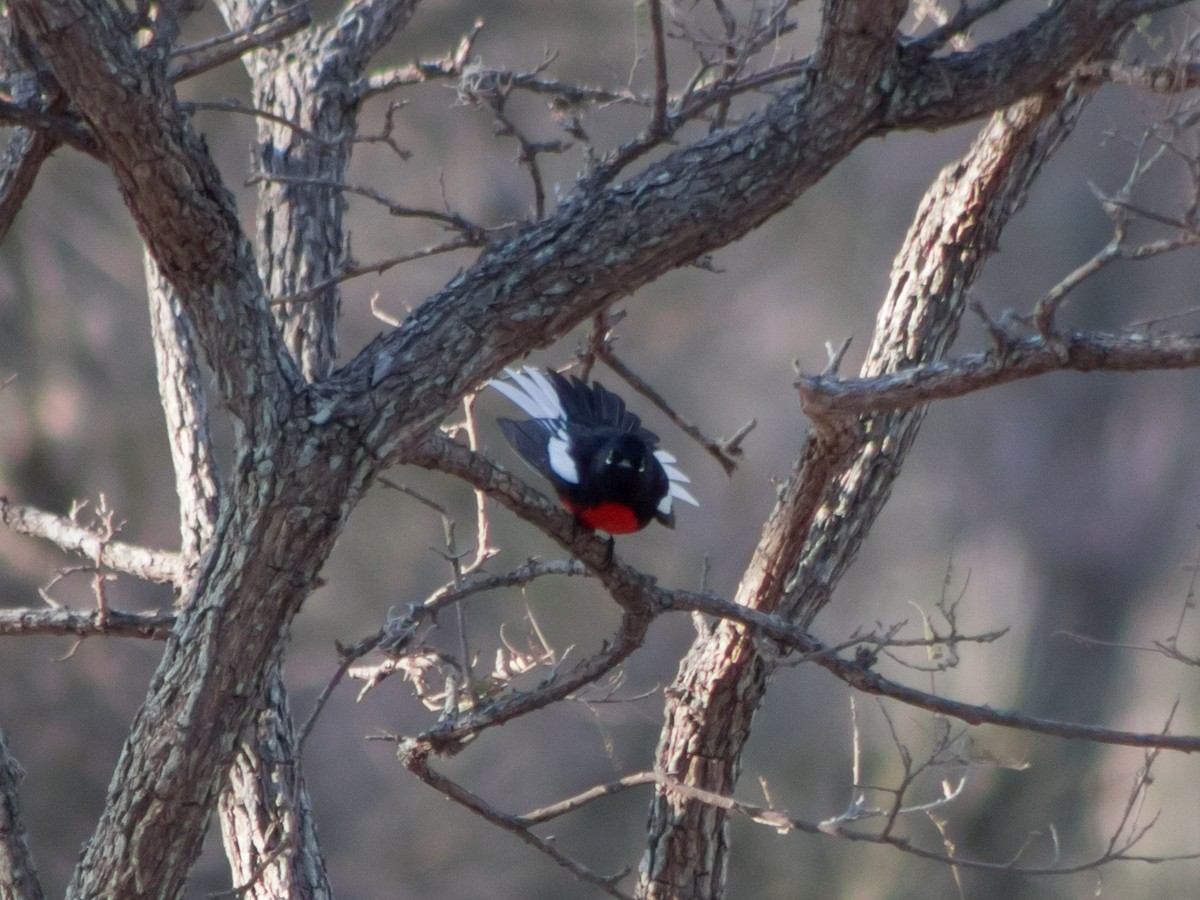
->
<box><xmin>637</xmin><ymin>459</ymin><xmax>645</xmax><ymax>473</ymax></box>
<box><xmin>605</xmin><ymin>450</ymin><xmax>614</xmax><ymax>465</ymax></box>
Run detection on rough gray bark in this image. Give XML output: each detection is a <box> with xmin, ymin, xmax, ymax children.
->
<box><xmin>0</xmin><ymin>0</ymin><xmax>1193</xmax><ymax>898</ymax></box>
<box><xmin>201</xmin><ymin>5</ymin><xmax>414</xmax><ymax>895</ymax></box>
<box><xmin>637</xmin><ymin>87</ymin><xmax>1092</xmax><ymax>900</ymax></box>
<box><xmin>0</xmin><ymin>729</ymin><xmax>43</xmax><ymax>900</ymax></box>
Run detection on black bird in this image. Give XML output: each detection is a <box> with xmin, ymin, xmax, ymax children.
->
<box><xmin>491</xmin><ymin>367</ymin><xmax>698</xmax><ymax>534</ymax></box>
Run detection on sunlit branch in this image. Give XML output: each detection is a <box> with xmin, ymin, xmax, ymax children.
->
<box><xmin>0</xmin><ymin>497</ymin><xmax>182</xmax><ymax>585</ymax></box>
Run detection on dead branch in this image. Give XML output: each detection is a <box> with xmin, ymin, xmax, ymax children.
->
<box><xmin>797</xmin><ymin>330</ymin><xmax>1200</xmax><ymax>419</ymax></box>
<box><xmin>400</xmin><ymin>747</ymin><xmax>636</xmax><ymax>900</ymax></box>
<box><xmin>0</xmin><ymin>606</ymin><xmax>173</xmax><ymax>640</ymax></box>
<box><xmin>361</xmin><ymin>19</ymin><xmax>484</xmax><ymax>97</ymax></box>
<box><xmin>586</xmin><ymin>341</ymin><xmax>752</xmax><ymax>475</ymax></box>
<box><xmin>517</xmin><ymin>771</ymin><xmax>659</xmax><ymax>826</ymax></box>
<box><xmin>168</xmin><ymin>5</ymin><xmax>310</xmax><ymax>81</ymax></box>
<box><xmin>0</xmin><ymin>497</ymin><xmax>182</xmax><ymax>585</ymax></box>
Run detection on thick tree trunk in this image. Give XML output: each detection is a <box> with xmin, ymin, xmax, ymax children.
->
<box><xmin>637</xmin><ymin>88</ymin><xmax>1091</xmax><ymax>899</ymax></box>
<box><xmin>0</xmin><ymin>729</ymin><xmax>44</xmax><ymax>900</ymax></box>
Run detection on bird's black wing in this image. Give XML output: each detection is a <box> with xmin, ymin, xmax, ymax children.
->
<box><xmin>498</xmin><ymin>418</ymin><xmax>562</xmax><ymax>485</ymax></box>
<box><xmin>546</xmin><ymin>371</ymin><xmax>661</xmax><ymax>445</ymax></box>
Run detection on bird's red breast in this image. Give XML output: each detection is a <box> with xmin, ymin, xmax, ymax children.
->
<box><xmin>563</xmin><ymin>499</ymin><xmax>641</xmax><ymax>535</ymax></box>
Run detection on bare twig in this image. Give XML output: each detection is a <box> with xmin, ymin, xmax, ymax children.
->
<box><xmin>354</xmin><ymin>100</ymin><xmax>413</xmax><ymax>161</ymax></box>
<box><xmin>361</xmin><ymin>19</ymin><xmax>484</xmax><ymax>97</ymax></box>
<box><xmin>401</xmin><ymin>748</ymin><xmax>636</xmax><ymax>899</ymax></box>
<box><xmin>664</xmin><ymin>762</ymin><xmax>1200</xmax><ymax>876</ymax></box>
<box><xmin>0</xmin><ymin>496</ymin><xmax>182</xmax><ymax>584</ymax></box>
<box><xmin>179</xmin><ymin>99</ymin><xmax>326</xmax><ymax>144</ymax></box>
<box><xmin>591</xmin><ymin>344</ymin><xmax>750</xmax><ymax>475</ymax></box>
<box><xmin>1076</xmin><ymin>59</ymin><xmax>1200</xmax><ymax>94</ymax></box>
<box><xmin>247</xmin><ymin>172</ymin><xmax>491</xmax><ymax>241</ymax></box>
<box><xmin>1032</xmin><ymin>226</ymin><xmax>1126</xmax><ymax>336</ymax></box>
<box><xmin>647</xmin><ymin>0</ymin><xmax>670</xmax><ymax>136</ymax></box>
<box><xmin>460</xmin><ymin>394</ymin><xmax>497</xmax><ymax>573</ymax></box>
<box><xmin>169</xmin><ymin>5</ymin><xmax>310</xmax><ymax>81</ymax></box>
<box><xmin>479</xmin><ymin>89</ymin><xmax>567</xmax><ymax>220</ymax></box>
<box><xmin>517</xmin><ymin>771</ymin><xmax>659</xmax><ymax>825</ymax></box>
<box><xmin>297</xmin><ymin>558</ymin><xmax>590</xmax><ymax>749</ymax></box>
<box><xmin>272</xmin><ymin>239</ymin><xmax>481</xmax><ymax>307</ymax></box>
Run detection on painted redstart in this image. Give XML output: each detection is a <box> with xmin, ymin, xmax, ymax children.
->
<box><xmin>491</xmin><ymin>367</ymin><xmax>699</xmax><ymax>534</ymax></box>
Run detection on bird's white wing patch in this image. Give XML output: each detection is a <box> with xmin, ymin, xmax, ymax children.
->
<box><xmin>521</xmin><ymin>368</ymin><xmax>565</xmax><ymax>418</ymax></box>
<box><xmin>669</xmin><ymin>482</ymin><xmax>700</xmax><ymax>507</ymax></box>
<box><xmin>655</xmin><ymin>449</ymin><xmax>699</xmax><ymax>506</ymax></box>
<box><xmin>489</xmin><ymin>367</ymin><xmax>565</xmax><ymax>420</ymax></box>
<box><xmin>546</xmin><ymin>430</ymin><xmax>580</xmax><ymax>484</ymax></box>
<box><xmin>660</xmin><ymin>462</ymin><xmax>690</xmax><ymax>484</ymax></box>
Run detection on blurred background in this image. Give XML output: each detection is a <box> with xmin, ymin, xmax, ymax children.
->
<box><xmin>3</xmin><ymin>1</ymin><xmax>1200</xmax><ymax>897</ymax></box>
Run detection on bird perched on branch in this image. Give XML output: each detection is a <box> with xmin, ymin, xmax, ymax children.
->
<box><xmin>490</xmin><ymin>367</ymin><xmax>699</xmax><ymax>534</ymax></box>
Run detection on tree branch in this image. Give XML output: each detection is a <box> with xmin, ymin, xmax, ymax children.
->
<box><xmin>405</xmin><ymin>431</ymin><xmax>1200</xmax><ymax>756</ymax></box>
<box><xmin>10</xmin><ymin>0</ymin><xmax>297</xmax><ymax>429</ymax></box>
<box><xmin>145</xmin><ymin>254</ymin><xmax>222</xmax><ymax>568</ymax></box>
<box><xmin>0</xmin><ymin>606</ymin><xmax>173</xmax><ymax>640</ymax></box>
<box><xmin>891</xmin><ymin>0</ymin><xmax>1186</xmax><ymax>128</ymax></box>
<box><xmin>640</xmin><ymin>79</ymin><xmax>1095</xmax><ymax>897</ymax></box>
<box><xmin>798</xmin><ymin>330</ymin><xmax>1200</xmax><ymax>417</ymax></box>
<box><xmin>0</xmin><ymin>127</ymin><xmax>59</xmax><ymax>242</ymax></box>
<box><xmin>0</xmin><ymin>496</ymin><xmax>182</xmax><ymax>584</ymax></box>
<box><xmin>168</xmin><ymin>4</ymin><xmax>310</xmax><ymax>81</ymax></box>
<box><xmin>0</xmin><ymin>729</ymin><xmax>43</xmax><ymax>900</ymax></box>
<box><xmin>401</xmin><ymin>748</ymin><xmax>636</xmax><ymax>899</ymax></box>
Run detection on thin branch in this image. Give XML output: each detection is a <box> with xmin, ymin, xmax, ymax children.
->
<box><xmin>360</xmin><ymin>19</ymin><xmax>484</xmax><ymax>97</ymax></box>
<box><xmin>407</xmin><ymin>434</ymin><xmax>1200</xmax><ymax>754</ymax></box>
<box><xmin>650</xmin><ymin>588</ymin><xmax>1200</xmax><ymax>754</ymax></box>
<box><xmin>386</xmin><ymin>609</ymin><xmax>648</xmax><ymax>755</ymax></box>
<box><xmin>179</xmin><ymin>99</ymin><xmax>327</xmax><ymax>145</ymax></box>
<box><xmin>401</xmin><ymin>749</ymin><xmax>636</xmax><ymax>900</ymax></box>
<box><xmin>0</xmin><ymin>606</ymin><xmax>173</xmax><ymax>640</ymax></box>
<box><xmin>297</xmin><ymin>558</ymin><xmax>590</xmax><ymax>749</ymax></box>
<box><xmin>1076</xmin><ymin>59</ymin><xmax>1200</xmax><ymax>93</ymax></box>
<box><xmin>647</xmin><ymin>0</ymin><xmax>670</xmax><ymax>136</ymax></box>
<box><xmin>1031</xmin><ymin>228</ymin><xmax>1126</xmax><ymax>335</ymax></box>
<box><xmin>271</xmin><ymin>239</ymin><xmax>481</xmax><ymax>307</ymax></box>
<box><xmin>663</xmin><ymin>773</ymin><xmax>1200</xmax><ymax>875</ymax></box>
<box><xmin>590</xmin><ymin>343</ymin><xmax>751</xmax><ymax>475</ymax></box>
<box><xmin>0</xmin><ymin>496</ymin><xmax>182</xmax><ymax>584</ymax></box>
<box><xmin>517</xmin><ymin>771</ymin><xmax>659</xmax><ymax>826</ymax></box>
<box><xmin>480</xmin><ymin>89</ymin><xmax>566</xmax><ymax>220</ymax></box>
<box><xmin>459</xmin><ymin>394</ymin><xmax>497</xmax><ymax>573</ymax></box>
<box><xmin>246</xmin><ymin>172</ymin><xmax>491</xmax><ymax>242</ymax></box>
<box><xmin>168</xmin><ymin>5</ymin><xmax>310</xmax><ymax>81</ymax></box>
<box><xmin>453</xmin><ymin>71</ymin><xmax>645</xmax><ymax>107</ymax></box>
